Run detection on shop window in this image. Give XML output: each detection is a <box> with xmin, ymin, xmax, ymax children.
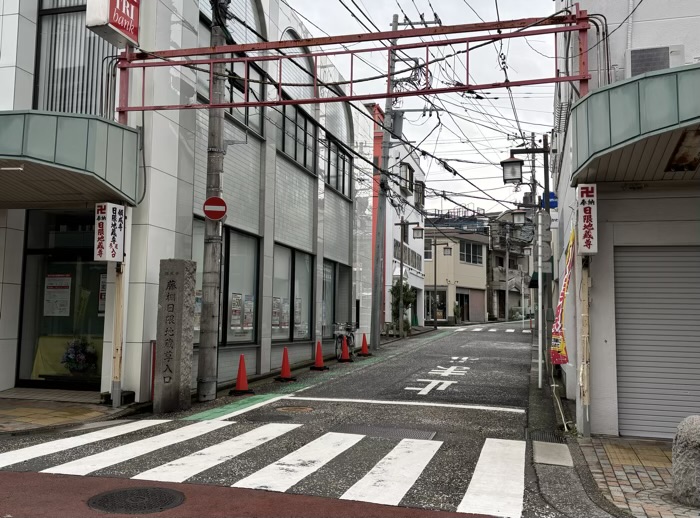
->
<box><xmin>226</xmin><ymin>231</ymin><xmax>258</xmax><ymax>343</ymax></box>
<box><xmin>294</xmin><ymin>251</ymin><xmax>313</xmax><ymax>340</ymax></box>
<box><xmin>322</xmin><ymin>261</ymin><xmax>336</xmax><ymax>338</ymax></box>
<box><xmin>425</xmin><ymin>290</ymin><xmax>447</xmax><ymax>320</ymax></box>
<box><xmin>272</xmin><ymin>246</ymin><xmax>292</xmax><ymax>341</ymax></box>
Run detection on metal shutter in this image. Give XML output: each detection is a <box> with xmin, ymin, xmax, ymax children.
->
<box><xmin>615</xmin><ymin>246</ymin><xmax>700</xmax><ymax>439</ymax></box>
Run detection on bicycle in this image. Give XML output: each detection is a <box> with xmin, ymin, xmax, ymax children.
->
<box><xmin>333</xmin><ymin>322</ymin><xmax>356</xmax><ymax>361</ymax></box>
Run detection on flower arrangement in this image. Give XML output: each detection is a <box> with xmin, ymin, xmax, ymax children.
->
<box><xmin>61</xmin><ymin>338</ymin><xmax>98</xmax><ymax>374</ymax></box>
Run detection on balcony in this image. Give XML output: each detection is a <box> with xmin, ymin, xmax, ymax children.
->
<box><xmin>569</xmin><ymin>63</ymin><xmax>700</xmax><ymax>186</ymax></box>
<box><xmin>0</xmin><ymin>111</ymin><xmax>139</xmax><ymax>208</ymax></box>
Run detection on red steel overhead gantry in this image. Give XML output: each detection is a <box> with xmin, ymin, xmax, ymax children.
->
<box><xmin>116</xmin><ymin>4</ymin><xmax>590</xmax><ymax>121</ymax></box>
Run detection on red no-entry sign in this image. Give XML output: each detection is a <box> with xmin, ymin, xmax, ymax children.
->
<box><xmin>203</xmin><ymin>196</ymin><xmax>227</xmax><ymax>221</ymax></box>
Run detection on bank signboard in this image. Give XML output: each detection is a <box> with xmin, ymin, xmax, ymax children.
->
<box><xmin>87</xmin><ymin>0</ymin><xmax>140</xmax><ymax>47</ymax></box>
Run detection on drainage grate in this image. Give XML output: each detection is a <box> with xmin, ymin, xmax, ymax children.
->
<box><xmin>332</xmin><ymin>425</ymin><xmax>436</xmax><ymax>440</ymax></box>
<box><xmin>87</xmin><ymin>488</ymin><xmax>185</xmax><ymax>515</ymax></box>
<box><xmin>528</xmin><ymin>430</ymin><xmax>565</xmax><ymax>443</ymax></box>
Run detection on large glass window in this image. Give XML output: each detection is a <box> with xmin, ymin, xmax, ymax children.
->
<box><xmin>227</xmin><ymin>232</ymin><xmax>258</xmax><ymax>343</ymax></box>
<box><xmin>425</xmin><ymin>290</ymin><xmax>447</xmax><ymax>321</ymax></box>
<box><xmin>459</xmin><ymin>241</ymin><xmax>483</xmax><ymax>264</ymax></box>
<box><xmin>37</xmin><ymin>2</ymin><xmax>117</xmax><ymax>115</ymax></box>
<box><xmin>278</xmin><ymin>103</ymin><xmax>316</xmax><ymax>171</ymax></box>
<box><xmin>294</xmin><ymin>251</ymin><xmax>313</xmax><ymax>340</ymax></box>
<box><xmin>326</xmin><ymin>139</ymin><xmax>352</xmax><ymax>197</ymax></box>
<box><xmin>322</xmin><ymin>261</ymin><xmax>336</xmax><ymax>338</ymax></box>
<box><xmin>272</xmin><ymin>246</ymin><xmax>292</xmax><ymax>341</ymax></box>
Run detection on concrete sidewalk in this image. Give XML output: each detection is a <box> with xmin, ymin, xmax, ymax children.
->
<box><xmin>580</xmin><ymin>437</ymin><xmax>700</xmax><ymax>518</ymax></box>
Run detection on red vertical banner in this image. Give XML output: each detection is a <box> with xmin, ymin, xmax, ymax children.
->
<box><xmin>550</xmin><ymin>229</ymin><xmax>575</xmax><ymax>365</ymax></box>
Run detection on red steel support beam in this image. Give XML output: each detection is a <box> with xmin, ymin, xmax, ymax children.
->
<box><xmin>577</xmin><ymin>7</ymin><xmax>590</xmax><ymax>96</ymax></box>
<box><xmin>129</xmin><ymin>14</ymin><xmax>578</xmax><ymax>61</ymax></box>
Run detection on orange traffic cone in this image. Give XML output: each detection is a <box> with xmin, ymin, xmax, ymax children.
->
<box><xmin>275</xmin><ymin>347</ymin><xmax>297</xmax><ymax>382</ymax></box>
<box><xmin>310</xmin><ymin>341</ymin><xmax>329</xmax><ymax>371</ymax></box>
<box><xmin>338</xmin><ymin>335</ymin><xmax>353</xmax><ymax>363</ymax></box>
<box><xmin>357</xmin><ymin>333</ymin><xmax>372</xmax><ymax>357</ymax></box>
<box><xmin>229</xmin><ymin>354</ymin><xmax>254</xmax><ymax>396</ymax></box>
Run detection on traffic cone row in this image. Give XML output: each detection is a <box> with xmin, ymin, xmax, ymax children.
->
<box><xmin>230</xmin><ymin>334</ymin><xmax>370</xmax><ymax>397</ymax></box>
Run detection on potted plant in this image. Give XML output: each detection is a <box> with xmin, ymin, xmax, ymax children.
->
<box><xmin>61</xmin><ymin>337</ymin><xmax>98</xmax><ymax>375</ymax></box>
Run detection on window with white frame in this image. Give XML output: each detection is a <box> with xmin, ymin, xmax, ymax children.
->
<box><xmin>414</xmin><ymin>181</ymin><xmax>425</xmax><ymax>208</ymax></box>
<box><xmin>424</xmin><ymin>238</ymin><xmax>432</xmax><ymax>260</ymax></box>
<box><xmin>459</xmin><ymin>241</ymin><xmax>483</xmax><ymax>264</ymax></box>
<box><xmin>399</xmin><ymin>163</ymin><xmax>414</xmax><ymax>192</ymax></box>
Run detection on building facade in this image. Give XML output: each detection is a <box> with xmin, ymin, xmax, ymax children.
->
<box><xmin>552</xmin><ymin>0</ymin><xmax>700</xmax><ymax>438</ymax></box>
<box><xmin>424</xmin><ymin>210</ymin><xmax>489</xmax><ymax>325</ymax></box>
<box><xmin>0</xmin><ymin>0</ymin><xmax>373</xmax><ymax>402</ymax></box>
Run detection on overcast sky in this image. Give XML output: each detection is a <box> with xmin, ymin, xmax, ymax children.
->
<box><xmin>285</xmin><ymin>0</ymin><xmax>557</xmax><ymax>214</ymax></box>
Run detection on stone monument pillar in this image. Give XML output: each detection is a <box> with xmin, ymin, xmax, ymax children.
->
<box><xmin>673</xmin><ymin>415</ymin><xmax>700</xmax><ymax>507</ymax></box>
<box><xmin>154</xmin><ymin>259</ymin><xmax>196</xmax><ymax>413</ymax></box>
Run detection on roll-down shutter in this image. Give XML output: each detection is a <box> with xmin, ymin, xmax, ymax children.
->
<box><xmin>615</xmin><ymin>246</ymin><xmax>700</xmax><ymax>438</ymax></box>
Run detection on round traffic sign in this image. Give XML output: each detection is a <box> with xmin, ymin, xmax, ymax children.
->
<box><xmin>203</xmin><ymin>196</ymin><xmax>227</xmax><ymax>221</ymax></box>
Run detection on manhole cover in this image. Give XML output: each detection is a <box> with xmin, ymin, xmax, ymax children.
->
<box><xmin>246</xmin><ymin>412</ymin><xmax>293</xmax><ymax>422</ymax></box>
<box><xmin>332</xmin><ymin>425</ymin><xmax>436</xmax><ymax>440</ymax></box>
<box><xmin>276</xmin><ymin>406</ymin><xmax>314</xmax><ymax>413</ymax></box>
<box><xmin>87</xmin><ymin>488</ymin><xmax>185</xmax><ymax>515</ymax></box>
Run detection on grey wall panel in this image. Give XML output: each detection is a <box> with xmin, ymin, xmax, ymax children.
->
<box><xmin>323</xmin><ymin>190</ymin><xmax>351</xmax><ymax>265</ymax></box>
<box><xmin>615</xmin><ymin>246</ymin><xmax>700</xmax><ymax>439</ymax></box>
<box><xmin>194</xmin><ymin>110</ymin><xmax>261</xmax><ymax>235</ymax></box>
<box><xmin>274</xmin><ymin>156</ymin><xmax>315</xmax><ymax>253</ymax></box>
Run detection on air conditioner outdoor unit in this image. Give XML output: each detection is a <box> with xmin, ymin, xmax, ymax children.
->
<box><xmin>625</xmin><ymin>45</ymin><xmax>684</xmax><ymax>78</ymax></box>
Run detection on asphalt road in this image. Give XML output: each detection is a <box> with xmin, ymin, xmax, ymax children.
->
<box><xmin>0</xmin><ymin>323</ymin><xmax>549</xmax><ymax>518</ymax></box>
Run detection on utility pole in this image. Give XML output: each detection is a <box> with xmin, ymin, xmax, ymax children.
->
<box><xmin>505</xmin><ymin>225</ymin><xmax>510</xmax><ymax>322</ymax></box>
<box><xmin>197</xmin><ymin>0</ymin><xmax>227</xmax><ymax>401</ymax></box>
<box><xmin>370</xmin><ymin>13</ymin><xmax>399</xmax><ymax>351</ymax></box>
<box><xmin>433</xmin><ymin>239</ymin><xmax>437</xmax><ymax>330</ymax></box>
<box><xmin>398</xmin><ymin>216</ymin><xmax>405</xmax><ymax>338</ymax></box>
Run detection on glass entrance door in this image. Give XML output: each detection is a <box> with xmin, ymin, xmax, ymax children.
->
<box><xmin>18</xmin><ymin>211</ymin><xmax>106</xmax><ymax>390</ymax></box>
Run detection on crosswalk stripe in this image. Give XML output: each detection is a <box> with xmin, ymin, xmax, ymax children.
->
<box><xmin>488</xmin><ymin>328</ymin><xmax>498</xmax><ymax>332</ymax></box>
<box><xmin>505</xmin><ymin>329</ymin><xmax>515</xmax><ymax>333</ymax></box>
<box><xmin>457</xmin><ymin>438</ymin><xmax>526</xmax><ymax>517</ymax></box>
<box><xmin>341</xmin><ymin>438</ymin><xmax>442</xmax><ymax>506</ymax></box>
<box><xmin>454</xmin><ymin>328</ymin><xmax>467</xmax><ymax>332</ymax></box>
<box><xmin>471</xmin><ymin>328</ymin><xmax>483</xmax><ymax>332</ymax></box>
<box><xmin>523</xmin><ymin>330</ymin><xmax>531</xmax><ymax>334</ymax></box>
<box><xmin>0</xmin><ymin>419</ymin><xmax>167</xmax><ymax>469</ymax></box>
<box><xmin>132</xmin><ymin>423</ymin><xmax>301</xmax><ymax>483</ymax></box>
<box><xmin>232</xmin><ymin>432</ymin><xmax>364</xmax><ymax>492</ymax></box>
<box><xmin>42</xmin><ymin>420</ymin><xmax>232</xmax><ymax>476</ymax></box>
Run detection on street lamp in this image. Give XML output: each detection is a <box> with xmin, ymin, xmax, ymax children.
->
<box><xmin>412</xmin><ymin>226</ymin><xmax>424</xmax><ymax>239</ymax></box>
<box><xmin>443</xmin><ymin>246</ymin><xmax>453</xmax><ymax>256</ymax></box>
<box><xmin>500</xmin><ymin>156</ymin><xmax>525</xmax><ymax>184</ymax></box>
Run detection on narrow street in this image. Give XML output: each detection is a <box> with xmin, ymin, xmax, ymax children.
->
<box><xmin>0</xmin><ymin>324</ymin><xmax>573</xmax><ymax>518</ymax></box>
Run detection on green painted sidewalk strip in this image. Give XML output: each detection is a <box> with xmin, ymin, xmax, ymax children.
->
<box><xmin>183</xmin><ymin>393</ymin><xmax>282</xmax><ymax>421</ymax></box>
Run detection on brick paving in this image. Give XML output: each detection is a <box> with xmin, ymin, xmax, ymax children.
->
<box><xmin>0</xmin><ymin>398</ymin><xmax>119</xmax><ymax>433</ymax></box>
<box><xmin>580</xmin><ymin>437</ymin><xmax>700</xmax><ymax>518</ymax></box>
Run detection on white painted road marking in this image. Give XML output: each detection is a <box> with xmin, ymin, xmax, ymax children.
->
<box><xmin>428</xmin><ymin>366</ymin><xmax>470</xmax><ymax>377</ymax></box>
<box><xmin>0</xmin><ymin>419</ymin><xmax>167</xmax><ymax>469</ymax></box>
<box><xmin>43</xmin><ymin>421</ymin><xmax>232</xmax><ymax>476</ymax></box>
<box><xmin>341</xmin><ymin>438</ymin><xmax>442</xmax><ymax>506</ymax></box>
<box><xmin>211</xmin><ymin>395</ymin><xmax>289</xmax><ymax>421</ymax></box>
<box><xmin>488</xmin><ymin>328</ymin><xmax>498</xmax><ymax>332</ymax></box>
<box><xmin>405</xmin><ymin>379</ymin><xmax>458</xmax><ymax>395</ymax></box>
<box><xmin>505</xmin><ymin>329</ymin><xmax>515</xmax><ymax>333</ymax></box>
<box><xmin>132</xmin><ymin>423</ymin><xmax>301</xmax><ymax>483</ymax></box>
<box><xmin>471</xmin><ymin>328</ymin><xmax>483</xmax><ymax>332</ymax></box>
<box><xmin>457</xmin><ymin>438</ymin><xmax>526</xmax><ymax>517</ymax></box>
<box><xmin>284</xmin><ymin>396</ymin><xmax>526</xmax><ymax>414</ymax></box>
<box><xmin>233</xmin><ymin>432</ymin><xmax>364</xmax><ymax>492</ymax></box>
<box><xmin>454</xmin><ymin>328</ymin><xmax>467</xmax><ymax>332</ymax></box>
<box><xmin>523</xmin><ymin>330</ymin><xmax>531</xmax><ymax>334</ymax></box>
<box><xmin>450</xmin><ymin>356</ymin><xmax>470</xmax><ymax>363</ymax></box>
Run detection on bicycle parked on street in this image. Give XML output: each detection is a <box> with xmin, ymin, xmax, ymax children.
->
<box><xmin>333</xmin><ymin>322</ymin><xmax>356</xmax><ymax>360</ymax></box>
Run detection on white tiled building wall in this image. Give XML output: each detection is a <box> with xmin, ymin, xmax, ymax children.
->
<box><xmin>274</xmin><ymin>157</ymin><xmax>316</xmax><ymax>254</ymax></box>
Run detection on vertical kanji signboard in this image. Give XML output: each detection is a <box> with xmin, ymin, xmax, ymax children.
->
<box><xmin>94</xmin><ymin>203</ymin><xmax>125</xmax><ymax>262</ymax></box>
<box><xmin>577</xmin><ymin>184</ymin><xmax>598</xmax><ymax>255</ymax></box>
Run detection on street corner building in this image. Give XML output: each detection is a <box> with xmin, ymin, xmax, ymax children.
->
<box><xmin>551</xmin><ymin>0</ymin><xmax>700</xmax><ymax>438</ymax></box>
<box><xmin>0</xmin><ymin>0</ymin><xmax>374</xmax><ymax>403</ymax></box>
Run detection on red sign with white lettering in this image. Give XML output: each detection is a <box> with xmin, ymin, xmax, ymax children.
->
<box><xmin>109</xmin><ymin>0</ymin><xmax>140</xmax><ymax>46</ymax></box>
